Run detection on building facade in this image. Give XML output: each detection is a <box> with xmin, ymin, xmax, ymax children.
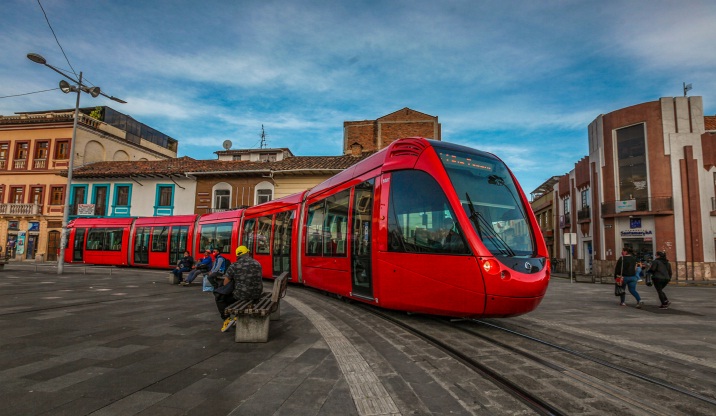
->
<box><xmin>542</xmin><ymin>96</ymin><xmax>716</xmax><ymax>281</ymax></box>
<box><xmin>0</xmin><ymin>107</ymin><xmax>176</xmax><ymax>261</ymax></box>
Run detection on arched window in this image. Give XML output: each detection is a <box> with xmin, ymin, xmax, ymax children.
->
<box><xmin>255</xmin><ymin>181</ymin><xmax>274</xmax><ymax>205</ymax></box>
<box><xmin>212</xmin><ymin>182</ymin><xmax>232</xmax><ymax>210</ymax></box>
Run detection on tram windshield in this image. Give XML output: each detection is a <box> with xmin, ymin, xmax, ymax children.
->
<box><xmin>436</xmin><ymin>146</ymin><xmax>535</xmax><ymax>257</ymax></box>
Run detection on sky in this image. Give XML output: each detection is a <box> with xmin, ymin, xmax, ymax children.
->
<box><xmin>2</xmin><ymin>0</ymin><xmax>716</xmax><ymax>196</ymax></box>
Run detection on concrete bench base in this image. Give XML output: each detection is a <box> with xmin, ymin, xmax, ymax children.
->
<box><xmin>168</xmin><ymin>273</ymin><xmax>180</xmax><ymax>285</ymax></box>
<box><xmin>235</xmin><ymin>315</ymin><xmax>271</xmax><ymax>343</ymax></box>
<box><xmin>226</xmin><ymin>272</ymin><xmax>289</xmax><ymax>343</ymax></box>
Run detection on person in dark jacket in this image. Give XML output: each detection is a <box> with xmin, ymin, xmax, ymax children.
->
<box><xmin>218</xmin><ymin>245</ymin><xmax>264</xmax><ymax>333</ymax></box>
<box><xmin>182</xmin><ymin>249</ymin><xmax>213</xmax><ymax>286</ymax></box>
<box><xmin>172</xmin><ymin>251</ymin><xmax>194</xmax><ymax>282</ymax></box>
<box><xmin>614</xmin><ymin>247</ymin><xmax>643</xmax><ymax>308</ymax></box>
<box><xmin>648</xmin><ymin>251</ymin><xmax>672</xmax><ymax>309</ymax></box>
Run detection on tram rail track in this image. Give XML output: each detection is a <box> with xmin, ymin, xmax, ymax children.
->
<box><xmin>300</xmin><ymin>288</ymin><xmax>716</xmax><ymax>416</ymax></box>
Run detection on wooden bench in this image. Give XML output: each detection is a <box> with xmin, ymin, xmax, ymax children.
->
<box><xmin>225</xmin><ymin>271</ymin><xmax>289</xmax><ymax>343</ymax></box>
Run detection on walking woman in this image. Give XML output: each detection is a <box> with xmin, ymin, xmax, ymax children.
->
<box><xmin>614</xmin><ymin>247</ymin><xmax>644</xmax><ymax>308</ymax></box>
<box><xmin>648</xmin><ymin>251</ymin><xmax>672</xmax><ymax>309</ymax></box>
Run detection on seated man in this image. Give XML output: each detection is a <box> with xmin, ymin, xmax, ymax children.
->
<box><xmin>206</xmin><ymin>248</ymin><xmax>229</xmax><ymax>289</ymax></box>
<box><xmin>172</xmin><ymin>251</ymin><xmax>194</xmax><ymax>282</ymax></box>
<box><xmin>182</xmin><ymin>249</ymin><xmax>213</xmax><ymax>286</ymax></box>
<box><xmin>218</xmin><ymin>245</ymin><xmax>264</xmax><ymax>332</ymax></box>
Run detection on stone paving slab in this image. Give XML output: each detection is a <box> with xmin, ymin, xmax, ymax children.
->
<box><xmin>0</xmin><ymin>263</ymin><xmax>714</xmax><ymax>415</ymax></box>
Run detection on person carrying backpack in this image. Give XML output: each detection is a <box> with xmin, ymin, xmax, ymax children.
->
<box><xmin>206</xmin><ymin>248</ymin><xmax>229</xmax><ymax>289</ymax></box>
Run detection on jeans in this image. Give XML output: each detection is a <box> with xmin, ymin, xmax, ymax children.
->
<box><xmin>172</xmin><ymin>267</ymin><xmax>191</xmax><ymax>280</ymax></box>
<box><xmin>185</xmin><ymin>268</ymin><xmax>203</xmax><ymax>284</ymax></box>
<box><xmin>620</xmin><ymin>275</ymin><xmax>641</xmax><ymax>303</ymax></box>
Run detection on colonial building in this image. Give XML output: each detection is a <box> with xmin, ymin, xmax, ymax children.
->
<box><xmin>543</xmin><ymin>96</ymin><xmax>716</xmax><ymax>282</ymax></box>
<box><xmin>343</xmin><ymin>107</ymin><xmax>441</xmax><ymax>154</ymax></box>
<box><xmin>0</xmin><ymin>106</ymin><xmax>176</xmax><ymax>261</ymax></box>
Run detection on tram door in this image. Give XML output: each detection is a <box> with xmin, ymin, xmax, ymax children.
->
<box><xmin>351</xmin><ymin>179</ymin><xmax>374</xmax><ymax>298</ymax></box>
<box><xmin>73</xmin><ymin>228</ymin><xmax>86</xmax><ymax>262</ymax></box>
<box><xmin>133</xmin><ymin>227</ymin><xmax>150</xmax><ymax>264</ymax></box>
<box><xmin>169</xmin><ymin>226</ymin><xmax>189</xmax><ymax>266</ymax></box>
<box><xmin>272</xmin><ymin>211</ymin><xmax>293</xmax><ymax>278</ymax></box>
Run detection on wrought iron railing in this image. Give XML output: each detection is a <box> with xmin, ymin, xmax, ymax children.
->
<box><xmin>577</xmin><ymin>206</ymin><xmax>591</xmax><ymax>220</ymax></box>
<box><xmin>560</xmin><ymin>214</ymin><xmax>571</xmax><ymax>228</ymax></box>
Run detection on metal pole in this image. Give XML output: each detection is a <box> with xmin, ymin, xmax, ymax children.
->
<box><xmin>57</xmin><ymin>72</ymin><xmax>82</xmax><ymax>275</ymax></box>
<box><xmin>569</xmin><ymin>245</ymin><xmax>573</xmax><ymax>283</ymax></box>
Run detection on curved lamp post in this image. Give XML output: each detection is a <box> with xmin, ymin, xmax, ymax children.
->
<box><xmin>27</xmin><ymin>53</ymin><xmax>126</xmax><ymax>274</ymax></box>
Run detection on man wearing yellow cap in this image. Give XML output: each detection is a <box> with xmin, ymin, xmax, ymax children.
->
<box><xmin>218</xmin><ymin>245</ymin><xmax>264</xmax><ymax>332</ymax></box>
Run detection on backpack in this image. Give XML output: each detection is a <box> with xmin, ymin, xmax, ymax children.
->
<box><xmin>218</xmin><ymin>255</ymin><xmax>231</xmax><ymax>273</ymax></box>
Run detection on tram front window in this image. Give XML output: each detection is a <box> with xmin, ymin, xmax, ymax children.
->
<box><xmin>436</xmin><ymin>146</ymin><xmax>535</xmax><ymax>257</ymax></box>
<box><xmin>387</xmin><ymin>170</ymin><xmax>468</xmax><ymax>255</ymax></box>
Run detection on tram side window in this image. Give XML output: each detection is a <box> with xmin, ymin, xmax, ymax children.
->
<box><xmin>305</xmin><ymin>189</ymin><xmax>349</xmax><ymax>257</ymax></box>
<box><xmin>242</xmin><ymin>219</ymin><xmax>256</xmax><ymax>253</ymax></box>
<box><xmin>105</xmin><ymin>229</ymin><xmax>123</xmax><ymax>251</ymax></box>
<box><xmin>256</xmin><ymin>215</ymin><xmax>272</xmax><ymax>254</ymax></box>
<box><xmin>86</xmin><ymin>229</ymin><xmax>105</xmax><ymax>250</ymax></box>
<box><xmin>85</xmin><ymin>228</ymin><xmax>123</xmax><ymax>251</ymax></box>
<box><xmin>324</xmin><ymin>190</ymin><xmax>349</xmax><ymax>257</ymax></box>
<box><xmin>200</xmin><ymin>222</ymin><xmax>233</xmax><ymax>253</ymax></box>
<box><xmin>387</xmin><ymin>170</ymin><xmax>469</xmax><ymax>255</ymax></box>
<box><xmin>151</xmin><ymin>226</ymin><xmax>168</xmax><ymax>252</ymax></box>
<box><xmin>306</xmin><ymin>201</ymin><xmax>326</xmax><ymax>256</ymax></box>
<box><xmin>216</xmin><ymin>223</ymin><xmax>233</xmax><ymax>254</ymax></box>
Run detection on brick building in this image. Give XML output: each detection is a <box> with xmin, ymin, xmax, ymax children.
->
<box><xmin>539</xmin><ymin>96</ymin><xmax>716</xmax><ymax>281</ymax></box>
<box><xmin>343</xmin><ymin>108</ymin><xmax>441</xmax><ymax>154</ymax></box>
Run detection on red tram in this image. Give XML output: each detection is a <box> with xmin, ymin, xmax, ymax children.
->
<box><xmin>64</xmin><ymin>138</ymin><xmax>550</xmax><ymax>318</ymax></box>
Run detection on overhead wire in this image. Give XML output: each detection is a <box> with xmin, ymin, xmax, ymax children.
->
<box><xmin>0</xmin><ymin>88</ymin><xmax>60</xmax><ymax>99</ymax></box>
<box><xmin>36</xmin><ymin>0</ymin><xmax>78</xmax><ymax>79</ymax></box>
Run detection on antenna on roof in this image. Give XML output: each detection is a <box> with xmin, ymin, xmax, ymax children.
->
<box><xmin>260</xmin><ymin>125</ymin><xmax>267</xmax><ymax>149</ymax></box>
<box><xmin>683</xmin><ymin>82</ymin><xmax>693</xmax><ymax>97</ymax></box>
<box><xmin>222</xmin><ymin>139</ymin><xmax>232</xmax><ymax>150</ymax></box>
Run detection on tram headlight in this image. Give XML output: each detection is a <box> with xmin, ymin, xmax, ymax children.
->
<box><xmin>480</xmin><ymin>258</ymin><xmax>501</xmax><ymax>275</ymax></box>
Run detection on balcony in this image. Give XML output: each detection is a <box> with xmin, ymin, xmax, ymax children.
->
<box><xmin>13</xmin><ymin>159</ymin><xmax>27</xmax><ymax>170</ymax></box>
<box><xmin>577</xmin><ymin>206</ymin><xmax>591</xmax><ymax>221</ymax></box>
<box><xmin>601</xmin><ymin>197</ymin><xmax>673</xmax><ymax>217</ymax></box>
<box><xmin>0</xmin><ymin>159</ymin><xmax>5</xmax><ymax>170</ymax></box>
<box><xmin>33</xmin><ymin>158</ymin><xmax>47</xmax><ymax>169</ymax></box>
<box><xmin>559</xmin><ymin>214</ymin><xmax>571</xmax><ymax>228</ymax></box>
<box><xmin>0</xmin><ymin>203</ymin><xmax>41</xmax><ymax>216</ymax></box>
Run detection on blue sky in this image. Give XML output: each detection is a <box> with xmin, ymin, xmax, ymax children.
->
<box><xmin>2</xmin><ymin>1</ymin><xmax>716</xmax><ymax>196</ymax></box>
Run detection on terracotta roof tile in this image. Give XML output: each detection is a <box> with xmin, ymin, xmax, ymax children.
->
<box><xmin>70</xmin><ymin>153</ymin><xmax>376</xmax><ymax>178</ymax></box>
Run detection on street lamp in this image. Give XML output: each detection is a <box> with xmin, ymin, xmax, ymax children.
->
<box><xmin>27</xmin><ymin>52</ymin><xmax>126</xmax><ymax>274</ymax></box>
